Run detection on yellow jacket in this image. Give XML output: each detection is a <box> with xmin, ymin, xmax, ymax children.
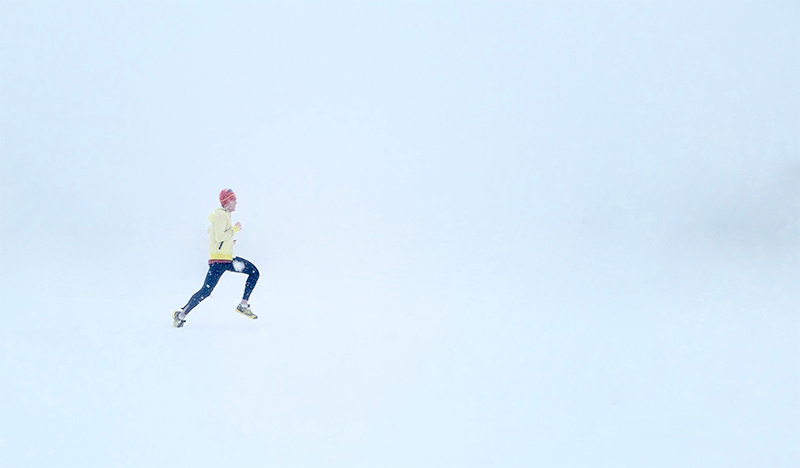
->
<box><xmin>207</xmin><ymin>207</ymin><xmax>240</xmax><ymax>261</ymax></box>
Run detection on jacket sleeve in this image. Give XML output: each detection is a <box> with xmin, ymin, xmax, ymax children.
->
<box><xmin>212</xmin><ymin>210</ymin><xmax>240</xmax><ymax>243</ymax></box>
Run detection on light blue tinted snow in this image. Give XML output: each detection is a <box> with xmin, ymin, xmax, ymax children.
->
<box><xmin>1</xmin><ymin>1</ymin><xmax>798</xmax><ymax>467</ymax></box>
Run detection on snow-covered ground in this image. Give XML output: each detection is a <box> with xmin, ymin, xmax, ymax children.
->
<box><xmin>1</xmin><ymin>2</ymin><xmax>798</xmax><ymax>467</ymax></box>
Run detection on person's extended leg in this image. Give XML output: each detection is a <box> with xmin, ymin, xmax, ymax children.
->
<box><xmin>182</xmin><ymin>263</ymin><xmax>229</xmax><ymax>316</ymax></box>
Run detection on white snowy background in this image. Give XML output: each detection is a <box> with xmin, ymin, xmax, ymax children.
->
<box><xmin>1</xmin><ymin>1</ymin><xmax>798</xmax><ymax>467</ymax></box>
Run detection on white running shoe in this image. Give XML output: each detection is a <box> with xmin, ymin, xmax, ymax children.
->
<box><xmin>172</xmin><ymin>310</ymin><xmax>186</xmax><ymax>328</ymax></box>
<box><xmin>235</xmin><ymin>304</ymin><xmax>258</xmax><ymax>320</ymax></box>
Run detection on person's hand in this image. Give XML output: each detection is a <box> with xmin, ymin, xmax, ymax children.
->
<box><xmin>235</xmin><ymin>222</ymin><xmax>243</xmax><ymax>231</ymax></box>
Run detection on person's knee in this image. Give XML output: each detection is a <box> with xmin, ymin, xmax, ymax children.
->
<box><xmin>198</xmin><ymin>284</ymin><xmax>214</xmax><ymax>300</ymax></box>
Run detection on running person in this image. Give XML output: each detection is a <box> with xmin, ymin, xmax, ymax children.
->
<box><xmin>173</xmin><ymin>189</ymin><xmax>259</xmax><ymax>328</ymax></box>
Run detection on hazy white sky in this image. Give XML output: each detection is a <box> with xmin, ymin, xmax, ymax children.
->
<box><xmin>1</xmin><ymin>1</ymin><xmax>798</xmax><ymax>466</ymax></box>
<box><xmin>1</xmin><ymin>0</ymin><xmax>796</xmax><ymax>294</ymax></box>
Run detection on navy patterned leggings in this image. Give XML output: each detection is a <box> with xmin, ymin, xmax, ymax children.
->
<box><xmin>182</xmin><ymin>257</ymin><xmax>260</xmax><ymax>315</ymax></box>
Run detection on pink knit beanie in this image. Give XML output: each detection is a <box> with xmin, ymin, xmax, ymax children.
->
<box><xmin>219</xmin><ymin>189</ymin><xmax>237</xmax><ymax>205</ymax></box>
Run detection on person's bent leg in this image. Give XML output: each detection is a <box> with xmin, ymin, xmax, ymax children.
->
<box><xmin>233</xmin><ymin>257</ymin><xmax>260</xmax><ymax>302</ymax></box>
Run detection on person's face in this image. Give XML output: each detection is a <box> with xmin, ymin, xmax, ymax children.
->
<box><xmin>225</xmin><ymin>198</ymin><xmax>237</xmax><ymax>212</ymax></box>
